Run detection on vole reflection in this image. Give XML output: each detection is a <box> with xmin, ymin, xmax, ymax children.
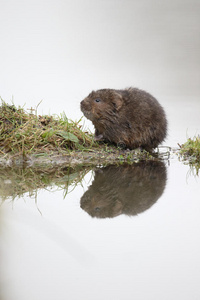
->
<box><xmin>80</xmin><ymin>161</ymin><xmax>167</xmax><ymax>218</ymax></box>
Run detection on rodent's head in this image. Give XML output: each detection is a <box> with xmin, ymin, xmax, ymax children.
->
<box><xmin>80</xmin><ymin>89</ymin><xmax>123</xmax><ymax>122</ymax></box>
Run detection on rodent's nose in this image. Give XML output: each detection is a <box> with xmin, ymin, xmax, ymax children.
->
<box><xmin>80</xmin><ymin>100</ymin><xmax>85</xmax><ymax>112</ymax></box>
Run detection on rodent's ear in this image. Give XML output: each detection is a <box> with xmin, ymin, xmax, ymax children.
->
<box><xmin>112</xmin><ymin>92</ymin><xmax>123</xmax><ymax>111</ymax></box>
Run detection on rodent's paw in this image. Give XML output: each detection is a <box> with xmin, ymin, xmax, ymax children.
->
<box><xmin>94</xmin><ymin>134</ymin><xmax>104</xmax><ymax>141</ymax></box>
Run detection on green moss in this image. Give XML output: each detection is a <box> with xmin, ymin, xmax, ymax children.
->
<box><xmin>179</xmin><ymin>136</ymin><xmax>200</xmax><ymax>174</ymax></box>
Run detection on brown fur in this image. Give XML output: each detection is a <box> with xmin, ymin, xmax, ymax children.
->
<box><xmin>80</xmin><ymin>88</ymin><xmax>167</xmax><ymax>150</ymax></box>
<box><xmin>80</xmin><ymin>161</ymin><xmax>167</xmax><ymax>218</ymax></box>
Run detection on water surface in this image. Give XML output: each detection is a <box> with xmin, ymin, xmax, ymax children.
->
<box><xmin>0</xmin><ymin>151</ymin><xmax>200</xmax><ymax>300</ymax></box>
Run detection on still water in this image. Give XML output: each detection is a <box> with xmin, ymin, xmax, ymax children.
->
<box><xmin>0</xmin><ymin>97</ymin><xmax>200</xmax><ymax>300</ymax></box>
<box><xmin>0</xmin><ymin>149</ymin><xmax>200</xmax><ymax>300</ymax></box>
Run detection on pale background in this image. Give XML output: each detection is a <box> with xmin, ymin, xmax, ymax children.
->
<box><xmin>0</xmin><ymin>0</ymin><xmax>200</xmax><ymax>145</ymax></box>
<box><xmin>1</xmin><ymin>2</ymin><xmax>200</xmax><ymax>299</ymax></box>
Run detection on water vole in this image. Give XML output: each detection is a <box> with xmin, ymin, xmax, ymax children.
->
<box><xmin>80</xmin><ymin>88</ymin><xmax>167</xmax><ymax>151</ymax></box>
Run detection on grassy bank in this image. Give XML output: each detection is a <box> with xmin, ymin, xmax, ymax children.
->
<box><xmin>0</xmin><ymin>100</ymin><xmax>156</xmax><ymax>167</ymax></box>
<box><xmin>1</xmin><ymin>100</ymin><xmax>200</xmax><ymax>170</ymax></box>
<box><xmin>0</xmin><ymin>99</ymin><xmax>95</xmax><ymax>154</ymax></box>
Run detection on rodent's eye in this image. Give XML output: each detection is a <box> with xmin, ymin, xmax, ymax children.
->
<box><xmin>94</xmin><ymin>98</ymin><xmax>101</xmax><ymax>103</ymax></box>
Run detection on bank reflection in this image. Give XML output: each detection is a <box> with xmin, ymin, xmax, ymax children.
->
<box><xmin>81</xmin><ymin>161</ymin><xmax>167</xmax><ymax>218</ymax></box>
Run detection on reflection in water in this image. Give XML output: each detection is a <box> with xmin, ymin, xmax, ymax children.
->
<box><xmin>0</xmin><ymin>166</ymin><xmax>90</xmax><ymax>201</ymax></box>
<box><xmin>0</xmin><ymin>161</ymin><xmax>167</xmax><ymax>220</ymax></box>
<box><xmin>81</xmin><ymin>161</ymin><xmax>167</xmax><ymax>218</ymax></box>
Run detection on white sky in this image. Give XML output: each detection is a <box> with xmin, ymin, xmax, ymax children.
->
<box><xmin>0</xmin><ymin>0</ymin><xmax>200</xmax><ymax>121</ymax></box>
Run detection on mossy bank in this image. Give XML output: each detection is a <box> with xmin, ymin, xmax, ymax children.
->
<box><xmin>0</xmin><ymin>100</ymin><xmax>162</xmax><ymax>168</ymax></box>
<box><xmin>0</xmin><ymin>100</ymin><xmax>199</xmax><ymax>170</ymax></box>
